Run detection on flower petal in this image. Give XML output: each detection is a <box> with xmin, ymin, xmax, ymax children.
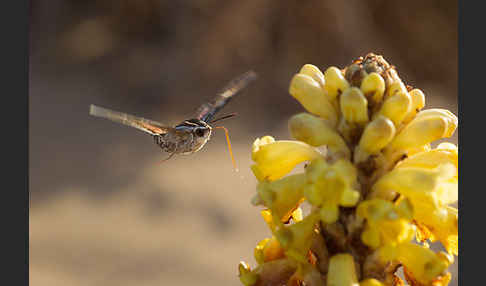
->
<box><xmin>289</xmin><ymin>74</ymin><xmax>338</xmax><ymax>125</ymax></box>
<box><xmin>251</xmin><ymin>136</ymin><xmax>321</xmax><ymax>181</ymax></box>
<box><xmin>289</xmin><ymin>112</ymin><xmax>350</xmax><ymax>158</ymax></box>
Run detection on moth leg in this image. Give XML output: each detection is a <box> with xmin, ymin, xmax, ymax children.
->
<box><xmin>160</xmin><ymin>152</ymin><xmax>176</xmax><ymax>163</ymax></box>
<box><xmin>160</xmin><ymin>143</ymin><xmax>178</xmax><ymax>164</ymax></box>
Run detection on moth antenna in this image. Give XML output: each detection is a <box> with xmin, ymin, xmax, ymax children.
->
<box><xmin>210</xmin><ymin>112</ymin><xmax>238</xmax><ymax>124</ymax></box>
<box><xmin>214</xmin><ymin>126</ymin><xmax>238</xmax><ymax>171</ymax></box>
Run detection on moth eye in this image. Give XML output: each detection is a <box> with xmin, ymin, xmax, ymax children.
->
<box><xmin>195</xmin><ymin>128</ymin><xmax>205</xmax><ymax>137</ymax></box>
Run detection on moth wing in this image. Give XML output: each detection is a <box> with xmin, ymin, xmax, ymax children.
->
<box><xmin>89</xmin><ymin>104</ymin><xmax>173</xmax><ymax>135</ymax></box>
<box><xmin>195</xmin><ymin>70</ymin><xmax>257</xmax><ymax>122</ymax></box>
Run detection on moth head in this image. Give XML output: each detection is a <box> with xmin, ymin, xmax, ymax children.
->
<box><xmin>175</xmin><ymin>119</ymin><xmax>212</xmax><ymax>144</ymax></box>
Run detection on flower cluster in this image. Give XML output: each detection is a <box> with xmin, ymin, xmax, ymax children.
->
<box><xmin>238</xmin><ymin>54</ymin><xmax>458</xmax><ymax>286</ymax></box>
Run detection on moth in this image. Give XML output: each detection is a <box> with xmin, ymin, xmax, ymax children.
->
<box><xmin>89</xmin><ymin>71</ymin><xmax>257</xmax><ymax>165</ymax></box>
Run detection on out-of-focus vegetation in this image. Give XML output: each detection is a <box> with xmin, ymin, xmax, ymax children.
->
<box><xmin>29</xmin><ymin>1</ymin><xmax>457</xmax><ymax>286</ymax></box>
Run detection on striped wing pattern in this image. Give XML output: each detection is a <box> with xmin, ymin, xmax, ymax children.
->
<box><xmin>89</xmin><ymin>104</ymin><xmax>172</xmax><ymax>135</ymax></box>
<box><xmin>196</xmin><ymin>70</ymin><xmax>257</xmax><ymax>122</ymax></box>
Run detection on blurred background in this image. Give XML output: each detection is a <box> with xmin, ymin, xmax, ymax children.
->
<box><xmin>29</xmin><ymin>1</ymin><xmax>458</xmax><ymax>285</ymax></box>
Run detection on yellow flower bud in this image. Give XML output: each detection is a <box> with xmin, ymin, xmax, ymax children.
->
<box><xmin>256</xmin><ymin>174</ymin><xmax>307</xmax><ymax>221</ymax></box>
<box><xmin>289</xmin><ymin>113</ymin><xmax>350</xmax><ymax>158</ymax></box>
<box><xmin>414</xmin><ymin>108</ymin><xmax>456</xmax><ymax>122</ymax></box>
<box><xmin>323</xmin><ymin>66</ymin><xmax>350</xmax><ymax>100</ymax></box>
<box><xmin>354</xmin><ymin>115</ymin><xmax>396</xmax><ymax>163</ymax></box>
<box><xmin>320</xmin><ymin>202</ymin><xmax>339</xmax><ymax>224</ymax></box>
<box><xmin>387</xmin><ymin>81</ymin><xmax>407</xmax><ymax>97</ymax></box>
<box><xmin>254</xmin><ymin>238</ymin><xmax>270</xmax><ymax>264</ymax></box>
<box><xmin>340</xmin><ymin>87</ymin><xmax>369</xmax><ymax>124</ymax></box>
<box><xmin>299</xmin><ymin>64</ymin><xmax>325</xmax><ymax>87</ymax></box>
<box><xmin>254</xmin><ymin>236</ymin><xmax>286</xmax><ymax>264</ymax></box>
<box><xmin>360</xmin><ymin>72</ymin><xmax>385</xmax><ymax>104</ymax></box>
<box><xmin>275</xmin><ymin>213</ymin><xmax>320</xmax><ymax>263</ymax></box>
<box><xmin>238</xmin><ymin>261</ymin><xmax>258</xmax><ymax>286</ymax></box>
<box><xmin>413</xmin><ymin>108</ymin><xmax>458</xmax><ymax>136</ymax></box>
<box><xmin>402</xmin><ymin>88</ymin><xmax>426</xmax><ymax>123</ymax></box>
<box><xmin>361</xmin><ymin>227</ymin><xmax>381</xmax><ymax>249</ymax></box>
<box><xmin>360</xmin><ymin>278</ymin><xmax>384</xmax><ymax>286</ymax></box>
<box><xmin>327</xmin><ymin>254</ymin><xmax>359</xmax><ymax>286</ymax></box>
<box><xmin>251</xmin><ymin>136</ymin><xmax>321</xmax><ymax>181</ymax></box>
<box><xmin>261</xmin><ymin>209</ymin><xmax>277</xmax><ymax>232</ymax></box>
<box><xmin>340</xmin><ymin>187</ymin><xmax>361</xmax><ymax>206</ymax></box>
<box><xmin>376</xmin><ymin>88</ymin><xmax>412</xmax><ymax>126</ymax></box>
<box><xmin>289</xmin><ymin>74</ymin><xmax>338</xmax><ymax>125</ymax></box>
<box><xmin>388</xmin><ymin>109</ymin><xmax>458</xmax><ymax>152</ymax></box>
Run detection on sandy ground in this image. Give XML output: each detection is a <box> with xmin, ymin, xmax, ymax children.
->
<box><xmin>30</xmin><ymin>138</ymin><xmax>278</xmax><ymax>286</ymax></box>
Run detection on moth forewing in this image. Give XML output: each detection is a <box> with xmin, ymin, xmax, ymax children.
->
<box><xmin>196</xmin><ymin>70</ymin><xmax>257</xmax><ymax>122</ymax></box>
<box><xmin>89</xmin><ymin>104</ymin><xmax>171</xmax><ymax>135</ymax></box>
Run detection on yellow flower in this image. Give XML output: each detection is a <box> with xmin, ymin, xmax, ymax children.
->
<box><xmin>251</xmin><ymin>136</ymin><xmax>321</xmax><ymax>181</ymax></box>
<box><xmin>407</xmin><ymin>143</ymin><xmax>432</xmax><ymax>156</ymax></box>
<box><xmin>238</xmin><ymin>261</ymin><xmax>258</xmax><ymax>286</ymax></box>
<box><xmin>359</xmin><ymin>278</ymin><xmax>384</xmax><ymax>286</ymax></box>
<box><xmin>370</xmin><ymin>148</ymin><xmax>458</xmax><ymax>255</ymax></box>
<box><xmin>240</xmin><ymin>56</ymin><xmax>458</xmax><ymax>286</ymax></box>
<box><xmin>289</xmin><ymin>73</ymin><xmax>338</xmax><ymax>126</ymax></box>
<box><xmin>357</xmin><ymin>198</ymin><xmax>415</xmax><ymax>249</ymax></box>
<box><xmin>375</xmin><ymin>82</ymin><xmax>411</xmax><ymax>126</ymax></box>
<box><xmin>288</xmin><ymin>112</ymin><xmax>350</xmax><ymax>158</ymax></box>
<box><xmin>255</xmin><ymin>174</ymin><xmax>306</xmax><ymax>222</ymax></box>
<box><xmin>415</xmin><ymin>206</ymin><xmax>458</xmax><ymax>256</ymax></box>
<box><xmin>340</xmin><ymin>87</ymin><xmax>369</xmax><ymax>124</ymax></box>
<box><xmin>299</xmin><ymin>64</ymin><xmax>326</xmax><ymax>87</ymax></box>
<box><xmin>291</xmin><ymin>207</ymin><xmax>304</xmax><ymax>222</ymax></box>
<box><xmin>354</xmin><ymin>115</ymin><xmax>396</xmax><ymax>164</ymax></box>
<box><xmin>387</xmin><ymin>109</ymin><xmax>458</xmax><ymax>152</ymax></box>
<box><xmin>260</xmin><ymin>209</ymin><xmax>277</xmax><ymax>231</ymax></box>
<box><xmin>397</xmin><ymin>143</ymin><xmax>457</xmax><ymax>167</ymax></box>
<box><xmin>327</xmin><ymin>254</ymin><xmax>359</xmax><ymax>286</ymax></box>
<box><xmin>404</xmin><ymin>267</ymin><xmax>452</xmax><ymax>286</ymax></box>
<box><xmin>275</xmin><ymin>212</ymin><xmax>320</xmax><ymax>263</ymax></box>
<box><xmin>379</xmin><ymin>243</ymin><xmax>451</xmax><ymax>285</ymax></box>
<box><xmin>254</xmin><ymin>236</ymin><xmax>286</xmax><ymax>264</ymax></box>
<box><xmin>370</xmin><ymin>163</ymin><xmax>456</xmax><ymax>204</ymax></box>
<box><xmin>396</xmin><ymin>143</ymin><xmax>458</xmax><ymax>204</ymax></box>
<box><xmin>323</xmin><ymin>66</ymin><xmax>350</xmax><ymax>100</ymax></box>
<box><xmin>402</xmin><ymin>88</ymin><xmax>426</xmax><ymax>124</ymax></box>
<box><xmin>360</xmin><ymin>72</ymin><xmax>385</xmax><ymax>105</ymax></box>
<box><xmin>304</xmin><ymin>158</ymin><xmax>360</xmax><ymax>224</ymax></box>
<box><xmin>288</xmin><ymin>262</ymin><xmax>325</xmax><ymax>286</ymax></box>
<box><xmin>244</xmin><ymin>258</ymin><xmax>298</xmax><ymax>286</ymax></box>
